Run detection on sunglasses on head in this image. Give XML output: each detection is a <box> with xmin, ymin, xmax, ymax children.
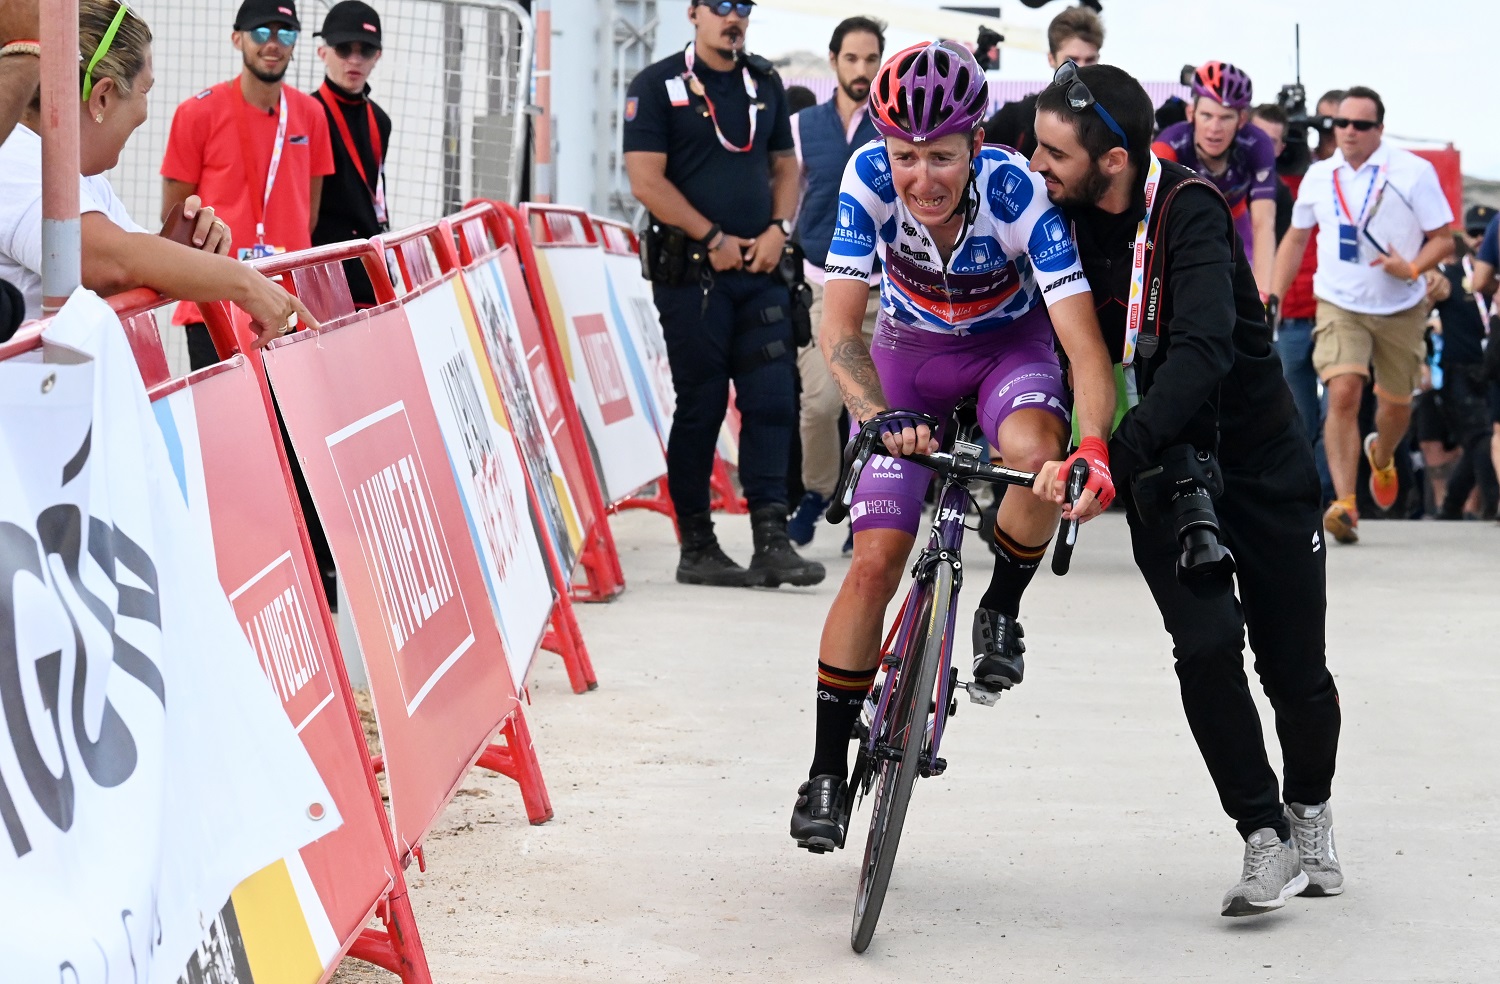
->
<box><xmin>1332</xmin><ymin>117</ymin><xmax>1378</xmax><ymax>132</ymax></box>
<box><xmin>333</xmin><ymin>41</ymin><xmax>378</xmax><ymax>58</ymax></box>
<box><xmin>698</xmin><ymin>0</ymin><xmax>754</xmax><ymax>16</ymax></box>
<box><xmin>247</xmin><ymin>25</ymin><xmax>299</xmax><ymax>46</ymax></box>
<box><xmin>1050</xmin><ymin>60</ymin><xmax>1130</xmax><ymax>152</ymax></box>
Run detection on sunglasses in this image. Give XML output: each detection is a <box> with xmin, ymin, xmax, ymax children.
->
<box><xmin>698</xmin><ymin>1</ymin><xmax>754</xmax><ymax>16</ymax></box>
<box><xmin>1051</xmin><ymin>60</ymin><xmax>1130</xmax><ymax>152</ymax></box>
<box><xmin>1331</xmin><ymin>117</ymin><xmax>1379</xmax><ymax>132</ymax></box>
<box><xmin>247</xmin><ymin>25</ymin><xmax>299</xmax><ymax>46</ymax></box>
<box><xmin>333</xmin><ymin>41</ymin><xmax>379</xmax><ymax>58</ymax></box>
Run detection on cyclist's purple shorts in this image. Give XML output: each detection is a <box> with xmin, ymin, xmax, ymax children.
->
<box><xmin>849</xmin><ymin>305</ymin><xmax>1070</xmax><ymax>538</ymax></box>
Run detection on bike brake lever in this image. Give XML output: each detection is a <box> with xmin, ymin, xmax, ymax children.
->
<box><xmin>826</xmin><ymin>435</ymin><xmax>875</xmax><ymax>525</ymax></box>
<box><xmin>1051</xmin><ymin>458</ymin><xmax>1089</xmax><ymax>576</ymax></box>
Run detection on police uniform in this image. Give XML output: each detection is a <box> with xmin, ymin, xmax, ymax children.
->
<box><xmin>622</xmin><ymin>45</ymin><xmax>798</xmax><ymax>522</ymax></box>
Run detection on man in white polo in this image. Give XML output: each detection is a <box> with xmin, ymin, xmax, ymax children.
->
<box><xmin>1271</xmin><ymin>86</ymin><xmax>1453</xmax><ymax>544</ymax></box>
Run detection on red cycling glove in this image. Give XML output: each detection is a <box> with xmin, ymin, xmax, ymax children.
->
<box><xmin>1061</xmin><ymin>436</ymin><xmax>1115</xmax><ymax>510</ymax></box>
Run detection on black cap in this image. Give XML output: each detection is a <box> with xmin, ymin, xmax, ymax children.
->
<box><xmin>317</xmin><ymin>1</ymin><xmax>382</xmax><ymax>48</ymax></box>
<box><xmin>1464</xmin><ymin>204</ymin><xmax>1497</xmax><ymax>238</ymax></box>
<box><xmin>235</xmin><ymin>0</ymin><xmax>301</xmax><ymax>31</ymax></box>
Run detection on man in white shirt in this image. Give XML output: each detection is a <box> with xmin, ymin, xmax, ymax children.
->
<box><xmin>1271</xmin><ymin>86</ymin><xmax>1454</xmax><ymax>544</ymax></box>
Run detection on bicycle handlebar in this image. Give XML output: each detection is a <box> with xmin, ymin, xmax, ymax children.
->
<box><xmin>826</xmin><ymin>412</ymin><xmax>1086</xmax><ymax>576</ymax></box>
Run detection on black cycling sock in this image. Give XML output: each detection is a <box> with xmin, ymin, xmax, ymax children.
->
<box><xmin>979</xmin><ymin>525</ymin><xmax>1049</xmax><ymax>618</ymax></box>
<box><xmin>810</xmin><ymin>661</ymin><xmax>877</xmax><ymax>781</ymax></box>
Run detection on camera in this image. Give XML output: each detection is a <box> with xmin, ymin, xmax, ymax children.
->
<box><xmin>1130</xmin><ymin>445</ymin><xmax>1236</xmax><ymax>599</ymax></box>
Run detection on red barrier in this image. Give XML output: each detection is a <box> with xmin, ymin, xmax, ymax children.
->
<box><xmin>485</xmin><ymin>201</ymin><xmax>627</xmax><ymax>601</ymax></box>
<box><xmin>106</xmin><ymin>289</ymin><xmax>434</xmax><ymax>982</ymax></box>
<box><xmin>1409</xmin><ymin>146</ymin><xmax>1462</xmax><ymax>225</ymax></box>
<box><xmin>447</xmin><ymin>203</ymin><xmax>599</xmax><ymax>692</ymax></box>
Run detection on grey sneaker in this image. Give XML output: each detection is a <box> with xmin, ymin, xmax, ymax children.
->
<box><xmin>1287</xmin><ymin>801</ymin><xmax>1343</xmax><ymax>897</ymax></box>
<box><xmin>1221</xmin><ymin>827</ymin><xmax>1309</xmax><ymax>917</ymax></box>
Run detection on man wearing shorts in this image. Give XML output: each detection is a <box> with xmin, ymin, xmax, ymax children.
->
<box><xmin>1271</xmin><ymin>86</ymin><xmax>1454</xmax><ymax>542</ymax></box>
<box><xmin>790</xmin><ymin>41</ymin><xmax>1116</xmax><ymax>852</ymax></box>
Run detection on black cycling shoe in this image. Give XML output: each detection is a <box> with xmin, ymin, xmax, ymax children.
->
<box><xmin>972</xmin><ymin>607</ymin><xmax>1025</xmax><ymax>689</ymax></box>
<box><xmin>791</xmin><ymin>774</ymin><xmax>849</xmax><ymax>853</ymax></box>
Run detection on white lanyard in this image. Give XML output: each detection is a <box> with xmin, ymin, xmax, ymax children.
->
<box><xmin>1121</xmin><ymin>153</ymin><xmax>1164</xmax><ymax>367</ymax></box>
<box><xmin>235</xmin><ymin>86</ymin><xmax>289</xmax><ymax>244</ymax></box>
<box><xmin>682</xmin><ymin>43</ymin><xmax>758</xmax><ymax>153</ymax></box>
<box><xmin>1464</xmin><ymin>255</ymin><xmax>1491</xmax><ymax>323</ymax></box>
<box><xmin>1332</xmin><ymin>163</ymin><xmax>1384</xmax><ymax>227</ymax></box>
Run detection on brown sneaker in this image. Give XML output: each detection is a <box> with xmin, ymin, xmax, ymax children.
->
<box><xmin>1364</xmin><ymin>433</ymin><xmax>1400</xmax><ymax>511</ymax></box>
<box><xmin>1323</xmin><ymin>495</ymin><xmax>1359</xmax><ymax>544</ymax></box>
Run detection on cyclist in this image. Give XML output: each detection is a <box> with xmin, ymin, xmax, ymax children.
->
<box><xmin>1152</xmin><ymin>61</ymin><xmax>1278</xmax><ymax>298</ymax></box>
<box><xmin>790</xmin><ymin>41</ymin><xmax>1117</xmax><ymax>852</ymax></box>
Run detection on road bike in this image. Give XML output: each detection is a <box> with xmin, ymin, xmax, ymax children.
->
<box><xmin>825</xmin><ymin>406</ymin><xmax>1087</xmax><ymax>953</ymax></box>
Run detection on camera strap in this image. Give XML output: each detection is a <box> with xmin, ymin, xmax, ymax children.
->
<box><xmin>1121</xmin><ymin>154</ymin><xmax>1164</xmax><ymax>367</ymax></box>
<box><xmin>1132</xmin><ymin>168</ymin><xmax>1229</xmax><ymax>363</ymax></box>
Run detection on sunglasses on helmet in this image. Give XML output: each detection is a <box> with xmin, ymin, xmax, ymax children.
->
<box><xmin>1331</xmin><ymin>117</ymin><xmax>1379</xmax><ymax>132</ymax></box>
<box><xmin>247</xmin><ymin>25</ymin><xmax>299</xmax><ymax>46</ymax></box>
<box><xmin>1050</xmin><ymin>60</ymin><xmax>1130</xmax><ymax>152</ymax></box>
<box><xmin>697</xmin><ymin>0</ymin><xmax>754</xmax><ymax>16</ymax></box>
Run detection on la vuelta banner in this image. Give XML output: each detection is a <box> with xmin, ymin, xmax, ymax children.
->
<box><xmin>262</xmin><ymin>305</ymin><xmax>519</xmax><ymax>855</ymax></box>
<box><xmin>0</xmin><ymin>291</ymin><xmax>338</xmax><ymax>984</ymax></box>
<box><xmin>153</xmin><ymin>358</ymin><xmax>400</xmax><ymax>981</ymax></box>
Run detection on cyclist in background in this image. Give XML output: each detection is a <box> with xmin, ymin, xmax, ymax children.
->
<box><xmin>1153</xmin><ymin>61</ymin><xmax>1278</xmax><ymax>298</ymax></box>
<box><xmin>791</xmin><ymin>41</ymin><xmax>1117</xmax><ymax>852</ymax></box>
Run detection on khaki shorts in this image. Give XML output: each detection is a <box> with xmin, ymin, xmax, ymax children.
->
<box><xmin>1312</xmin><ymin>298</ymin><xmax>1429</xmax><ymax>403</ymax></box>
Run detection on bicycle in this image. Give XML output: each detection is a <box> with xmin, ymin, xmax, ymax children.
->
<box><xmin>825</xmin><ymin>406</ymin><xmax>1088</xmax><ymax>953</ymax></box>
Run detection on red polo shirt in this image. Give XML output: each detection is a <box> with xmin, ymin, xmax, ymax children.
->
<box><xmin>162</xmin><ymin>77</ymin><xmax>334</xmax><ymax>323</ymax></box>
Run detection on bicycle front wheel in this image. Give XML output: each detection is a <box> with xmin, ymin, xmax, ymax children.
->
<box><xmin>851</xmin><ymin>562</ymin><xmax>954</xmax><ymax>953</ymax></box>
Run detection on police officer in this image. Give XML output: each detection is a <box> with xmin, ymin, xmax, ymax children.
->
<box><xmin>1030</xmin><ymin>64</ymin><xmax>1343</xmax><ymax>918</ymax></box>
<box><xmin>313</xmin><ymin>1</ymin><xmax>391</xmax><ymax>307</ymax></box>
<box><xmin>623</xmin><ymin>0</ymin><xmax>823</xmax><ymax>588</ymax></box>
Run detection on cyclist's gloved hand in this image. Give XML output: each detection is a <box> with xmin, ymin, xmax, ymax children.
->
<box><xmin>1061</xmin><ymin>436</ymin><xmax>1115</xmax><ymax>512</ymax></box>
<box><xmin>868</xmin><ymin>408</ymin><xmax>936</xmax><ymax>458</ymax></box>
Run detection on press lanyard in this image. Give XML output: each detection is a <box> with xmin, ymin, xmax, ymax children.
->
<box><xmin>319</xmin><ymin>83</ymin><xmax>387</xmax><ymax>225</ymax></box>
<box><xmin>1332</xmin><ymin>162</ymin><xmax>1383</xmax><ymax>227</ymax></box>
<box><xmin>682</xmin><ymin>43</ymin><xmax>758</xmax><ymax>153</ymax></box>
<box><xmin>234</xmin><ymin>83</ymin><xmax>288</xmax><ymax>245</ymax></box>
<box><xmin>1120</xmin><ymin>153</ymin><xmax>1164</xmax><ymax>367</ymax></box>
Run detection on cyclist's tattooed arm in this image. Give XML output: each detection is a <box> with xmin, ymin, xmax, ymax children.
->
<box><xmin>828</xmin><ymin>333</ymin><xmax>887</xmax><ymax>423</ymax></box>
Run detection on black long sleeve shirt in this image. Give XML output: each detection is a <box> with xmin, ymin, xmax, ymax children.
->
<box><xmin>1064</xmin><ymin>163</ymin><xmax>1298</xmax><ymax>481</ymax></box>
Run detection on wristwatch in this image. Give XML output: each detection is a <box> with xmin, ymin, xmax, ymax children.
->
<box><xmin>770</xmin><ymin>218</ymin><xmax>791</xmax><ymax>237</ymax></box>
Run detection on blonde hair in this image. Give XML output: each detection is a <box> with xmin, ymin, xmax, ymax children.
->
<box><xmin>81</xmin><ymin>0</ymin><xmax>153</xmax><ymax>97</ymax></box>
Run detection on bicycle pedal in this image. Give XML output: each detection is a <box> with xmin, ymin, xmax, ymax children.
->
<box><xmin>964</xmin><ymin>681</ymin><xmax>1005</xmax><ymax>706</ymax></box>
<box><xmin>919</xmin><ymin>756</ymin><xmax>947</xmax><ymax>779</ymax></box>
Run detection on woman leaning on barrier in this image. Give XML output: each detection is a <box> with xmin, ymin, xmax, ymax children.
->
<box><xmin>0</xmin><ymin>0</ymin><xmax>316</xmax><ymax>343</ymax></box>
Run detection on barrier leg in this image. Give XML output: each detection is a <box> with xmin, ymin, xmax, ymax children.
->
<box><xmin>710</xmin><ymin>454</ymin><xmax>747</xmax><ymax>514</ymax></box>
<box><xmin>573</xmin><ymin>522</ymin><xmax>626</xmax><ymax>602</ymax></box>
<box><xmin>541</xmin><ymin>592</ymin><xmax>598</xmax><ymax>693</ymax></box>
<box><xmin>347</xmin><ymin>884</ymin><xmax>434</xmax><ymax>983</ymax></box>
<box><xmin>477</xmin><ymin>708</ymin><xmax>554</xmax><ymax>825</ymax></box>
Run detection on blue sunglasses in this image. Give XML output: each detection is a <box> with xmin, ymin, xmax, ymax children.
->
<box><xmin>698</xmin><ymin>1</ymin><xmax>753</xmax><ymax>16</ymax></box>
<box><xmin>1051</xmin><ymin>60</ymin><xmax>1130</xmax><ymax>152</ymax></box>
<box><xmin>247</xmin><ymin>25</ymin><xmax>300</xmax><ymax>46</ymax></box>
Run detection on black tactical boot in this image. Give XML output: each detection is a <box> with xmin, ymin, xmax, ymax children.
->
<box><xmin>676</xmin><ymin>511</ymin><xmax>751</xmax><ymax>586</ymax></box>
<box><xmin>972</xmin><ymin>607</ymin><xmax>1025</xmax><ymax>688</ymax></box>
<box><xmin>747</xmin><ymin>506</ymin><xmax>826</xmax><ymax>587</ymax></box>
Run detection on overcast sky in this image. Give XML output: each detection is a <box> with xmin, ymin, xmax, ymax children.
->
<box><xmin>735</xmin><ymin>0</ymin><xmax>1492</xmax><ymax>177</ymax></box>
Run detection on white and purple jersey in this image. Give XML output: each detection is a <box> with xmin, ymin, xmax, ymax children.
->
<box><xmin>824</xmin><ymin>142</ymin><xmax>1091</xmax><ymax>336</ymax></box>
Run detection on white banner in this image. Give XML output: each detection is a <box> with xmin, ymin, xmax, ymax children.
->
<box><xmin>404</xmin><ymin>279</ymin><xmax>555</xmax><ymax>684</ymax></box>
<box><xmin>601</xmin><ymin>250</ymin><xmax>675</xmax><ymax>448</ymax></box>
<box><xmin>0</xmin><ymin>290</ymin><xmax>338</xmax><ymax>984</ymax></box>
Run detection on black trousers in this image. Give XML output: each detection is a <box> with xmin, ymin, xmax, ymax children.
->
<box><xmin>653</xmin><ymin>269</ymin><xmax>797</xmax><ymax>517</ymax></box>
<box><xmin>1126</xmin><ymin>421</ymin><xmax>1341</xmax><ymax>840</ymax></box>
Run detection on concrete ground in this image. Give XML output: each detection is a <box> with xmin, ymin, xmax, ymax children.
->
<box><xmin>333</xmin><ymin>510</ymin><xmax>1500</xmax><ymax>984</ymax></box>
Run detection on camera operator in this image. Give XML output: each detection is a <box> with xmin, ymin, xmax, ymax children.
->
<box><xmin>1031</xmin><ymin>63</ymin><xmax>1342</xmax><ymax>918</ymax></box>
<box><xmin>623</xmin><ymin>0</ymin><xmax>824</xmax><ymax>589</ymax></box>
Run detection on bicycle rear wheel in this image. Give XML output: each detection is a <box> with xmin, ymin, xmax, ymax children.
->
<box><xmin>850</xmin><ymin>562</ymin><xmax>954</xmax><ymax>953</ymax></box>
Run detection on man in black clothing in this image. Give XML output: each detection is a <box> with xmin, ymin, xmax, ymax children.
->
<box><xmin>982</xmin><ymin>4</ymin><xmax>1103</xmax><ymax>155</ymax></box>
<box><xmin>1030</xmin><ymin>63</ymin><xmax>1343</xmax><ymax>918</ymax></box>
<box><xmin>622</xmin><ymin>0</ymin><xmax>823</xmax><ymax>589</ymax></box>
<box><xmin>313</xmin><ymin>0</ymin><xmax>391</xmax><ymax>307</ymax></box>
